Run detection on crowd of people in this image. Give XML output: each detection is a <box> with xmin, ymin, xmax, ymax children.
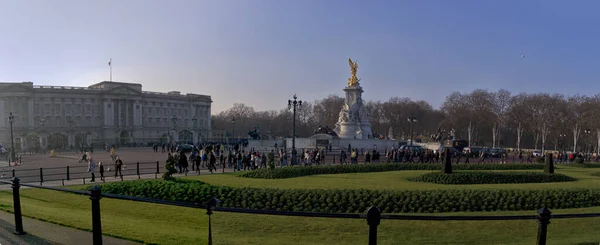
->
<box><xmin>78</xmin><ymin>142</ymin><xmax>600</xmax><ymax>182</ymax></box>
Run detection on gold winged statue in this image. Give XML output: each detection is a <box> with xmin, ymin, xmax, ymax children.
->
<box><xmin>347</xmin><ymin>58</ymin><xmax>360</xmax><ymax>87</ymax></box>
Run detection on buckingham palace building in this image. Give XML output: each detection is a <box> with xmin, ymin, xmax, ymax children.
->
<box><xmin>0</xmin><ymin>81</ymin><xmax>212</xmax><ymax>151</ymax></box>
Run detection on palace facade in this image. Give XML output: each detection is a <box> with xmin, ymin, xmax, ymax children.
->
<box><xmin>0</xmin><ymin>81</ymin><xmax>212</xmax><ymax>151</ymax></box>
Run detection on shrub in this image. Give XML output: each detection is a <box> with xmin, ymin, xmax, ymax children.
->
<box><xmin>575</xmin><ymin>157</ymin><xmax>585</xmax><ymax>164</ymax></box>
<box><xmin>566</xmin><ymin>163</ymin><xmax>600</xmax><ymax>168</ymax></box>
<box><xmin>96</xmin><ymin>179</ymin><xmax>600</xmax><ymax>214</ymax></box>
<box><xmin>591</xmin><ymin>172</ymin><xmax>600</xmax><ymax>177</ymax></box>
<box><xmin>409</xmin><ymin>171</ymin><xmax>576</xmax><ymax>185</ymax></box>
<box><xmin>239</xmin><ymin>163</ymin><xmax>546</xmax><ymax>179</ymax></box>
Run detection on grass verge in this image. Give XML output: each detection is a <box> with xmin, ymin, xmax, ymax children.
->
<box><xmin>0</xmin><ymin>188</ymin><xmax>600</xmax><ymax>244</ymax></box>
<box><xmin>187</xmin><ymin>166</ymin><xmax>600</xmax><ymax>190</ymax></box>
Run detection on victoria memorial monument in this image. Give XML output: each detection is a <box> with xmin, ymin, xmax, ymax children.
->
<box><xmin>332</xmin><ymin>58</ymin><xmax>373</xmax><ymax>139</ymax></box>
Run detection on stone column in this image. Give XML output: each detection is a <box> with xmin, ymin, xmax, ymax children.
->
<box><xmin>125</xmin><ymin>100</ymin><xmax>129</xmax><ymax>127</ymax></box>
<box><xmin>117</xmin><ymin>100</ymin><xmax>122</xmax><ymax>127</ymax></box>
<box><xmin>103</xmin><ymin>100</ymin><xmax>109</xmax><ymax>127</ymax></box>
<box><xmin>68</xmin><ymin>133</ymin><xmax>74</xmax><ymax>148</ymax></box>
<box><xmin>28</xmin><ymin>99</ymin><xmax>34</xmax><ymax>127</ymax></box>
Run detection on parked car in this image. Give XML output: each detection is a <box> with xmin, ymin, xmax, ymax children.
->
<box><xmin>177</xmin><ymin>144</ymin><xmax>195</xmax><ymax>153</ymax></box>
<box><xmin>463</xmin><ymin>147</ymin><xmax>485</xmax><ymax>158</ymax></box>
<box><xmin>486</xmin><ymin>148</ymin><xmax>506</xmax><ymax>158</ymax></box>
<box><xmin>437</xmin><ymin>146</ymin><xmax>462</xmax><ymax>157</ymax></box>
<box><xmin>400</xmin><ymin>145</ymin><xmax>425</xmax><ymax>152</ymax></box>
<box><xmin>532</xmin><ymin>150</ymin><xmax>541</xmax><ymax>157</ymax></box>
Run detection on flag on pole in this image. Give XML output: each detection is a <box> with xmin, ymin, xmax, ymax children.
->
<box><xmin>108</xmin><ymin>58</ymin><xmax>112</xmax><ymax>67</ymax></box>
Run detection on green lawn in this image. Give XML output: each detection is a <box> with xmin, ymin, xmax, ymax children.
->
<box><xmin>2</xmin><ymin>166</ymin><xmax>600</xmax><ymax>244</ymax></box>
<box><xmin>1</xmin><ymin>189</ymin><xmax>600</xmax><ymax>245</ymax></box>
<box><xmin>188</xmin><ymin>166</ymin><xmax>600</xmax><ymax>190</ymax></box>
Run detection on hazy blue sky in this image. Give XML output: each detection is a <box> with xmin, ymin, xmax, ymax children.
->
<box><xmin>2</xmin><ymin>0</ymin><xmax>600</xmax><ymax>113</ymax></box>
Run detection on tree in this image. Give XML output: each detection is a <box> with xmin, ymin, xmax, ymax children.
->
<box><xmin>365</xmin><ymin>101</ymin><xmax>385</xmax><ymax>138</ymax></box>
<box><xmin>567</xmin><ymin>95</ymin><xmax>593</xmax><ymax>152</ymax></box>
<box><xmin>491</xmin><ymin>89</ymin><xmax>512</xmax><ymax>148</ymax></box>
<box><xmin>507</xmin><ymin>93</ymin><xmax>535</xmax><ymax>151</ymax></box>
<box><xmin>312</xmin><ymin>95</ymin><xmax>344</xmax><ymax>130</ymax></box>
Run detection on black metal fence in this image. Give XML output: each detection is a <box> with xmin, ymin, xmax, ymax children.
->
<box><xmin>0</xmin><ymin>161</ymin><xmax>163</xmax><ymax>185</ymax></box>
<box><xmin>1</xmin><ymin>178</ymin><xmax>600</xmax><ymax>245</ymax></box>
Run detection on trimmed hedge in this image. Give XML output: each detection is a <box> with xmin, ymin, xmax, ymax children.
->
<box><xmin>409</xmin><ymin>171</ymin><xmax>576</xmax><ymax>185</ymax></box>
<box><xmin>96</xmin><ymin>179</ymin><xmax>600</xmax><ymax>214</ymax></box>
<box><xmin>565</xmin><ymin>163</ymin><xmax>600</xmax><ymax>168</ymax></box>
<box><xmin>239</xmin><ymin>163</ymin><xmax>546</xmax><ymax>179</ymax></box>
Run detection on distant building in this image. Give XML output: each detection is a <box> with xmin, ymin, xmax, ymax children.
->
<box><xmin>0</xmin><ymin>81</ymin><xmax>212</xmax><ymax>151</ymax></box>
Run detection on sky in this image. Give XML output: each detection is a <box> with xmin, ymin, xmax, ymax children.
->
<box><xmin>2</xmin><ymin>0</ymin><xmax>600</xmax><ymax>114</ymax></box>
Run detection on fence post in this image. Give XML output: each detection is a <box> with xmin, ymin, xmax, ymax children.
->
<box><xmin>67</xmin><ymin>166</ymin><xmax>70</xmax><ymax>181</ymax></box>
<box><xmin>156</xmin><ymin>161</ymin><xmax>160</xmax><ymax>175</ymax></box>
<box><xmin>136</xmin><ymin>162</ymin><xmax>140</xmax><ymax>177</ymax></box>
<box><xmin>205</xmin><ymin>197</ymin><xmax>220</xmax><ymax>245</ymax></box>
<box><xmin>536</xmin><ymin>207</ymin><xmax>552</xmax><ymax>245</ymax></box>
<box><xmin>12</xmin><ymin>169</ymin><xmax>15</xmax><ymax>178</ymax></box>
<box><xmin>11</xmin><ymin>177</ymin><xmax>25</xmax><ymax>235</ymax></box>
<box><xmin>366</xmin><ymin>206</ymin><xmax>381</xmax><ymax>245</ymax></box>
<box><xmin>89</xmin><ymin>186</ymin><xmax>103</xmax><ymax>245</ymax></box>
<box><xmin>39</xmin><ymin>168</ymin><xmax>44</xmax><ymax>185</ymax></box>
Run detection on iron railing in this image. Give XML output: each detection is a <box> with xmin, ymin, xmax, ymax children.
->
<box><xmin>1</xmin><ymin>178</ymin><xmax>600</xmax><ymax>245</ymax></box>
<box><xmin>0</xmin><ymin>161</ymin><xmax>165</xmax><ymax>185</ymax></box>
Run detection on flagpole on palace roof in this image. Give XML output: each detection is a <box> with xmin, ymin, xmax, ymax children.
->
<box><xmin>108</xmin><ymin>58</ymin><xmax>113</xmax><ymax>82</ymax></box>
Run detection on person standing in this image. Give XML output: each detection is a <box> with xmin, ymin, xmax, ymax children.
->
<box><xmin>114</xmin><ymin>156</ymin><xmax>123</xmax><ymax>178</ymax></box>
<box><xmin>209</xmin><ymin>151</ymin><xmax>217</xmax><ymax>173</ymax></box>
<box><xmin>98</xmin><ymin>161</ymin><xmax>105</xmax><ymax>181</ymax></box>
<box><xmin>88</xmin><ymin>157</ymin><xmax>96</xmax><ymax>182</ymax></box>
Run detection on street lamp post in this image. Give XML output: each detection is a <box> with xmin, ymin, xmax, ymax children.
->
<box><xmin>288</xmin><ymin>94</ymin><xmax>302</xmax><ymax>166</ymax></box>
<box><xmin>407</xmin><ymin>115</ymin><xmax>417</xmax><ymax>146</ymax></box>
<box><xmin>39</xmin><ymin>118</ymin><xmax>46</xmax><ymax>153</ymax></box>
<box><xmin>584</xmin><ymin>129</ymin><xmax>592</xmax><ymax>154</ymax></box>
<box><xmin>231</xmin><ymin>117</ymin><xmax>236</xmax><ymax>145</ymax></box>
<box><xmin>558</xmin><ymin>133</ymin><xmax>567</xmax><ymax>152</ymax></box>
<box><xmin>8</xmin><ymin>112</ymin><xmax>15</xmax><ymax>162</ymax></box>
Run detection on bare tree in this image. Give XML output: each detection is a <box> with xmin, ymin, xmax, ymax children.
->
<box><xmin>507</xmin><ymin>93</ymin><xmax>531</xmax><ymax>151</ymax></box>
<box><xmin>568</xmin><ymin>95</ymin><xmax>593</xmax><ymax>152</ymax></box>
<box><xmin>491</xmin><ymin>90</ymin><xmax>511</xmax><ymax>148</ymax></box>
<box><xmin>312</xmin><ymin>95</ymin><xmax>344</xmax><ymax>129</ymax></box>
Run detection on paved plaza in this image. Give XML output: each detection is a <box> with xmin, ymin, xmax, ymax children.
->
<box><xmin>0</xmin><ymin>147</ymin><xmax>238</xmax><ymax>187</ymax></box>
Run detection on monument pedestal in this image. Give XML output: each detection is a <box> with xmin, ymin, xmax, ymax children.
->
<box><xmin>333</xmin><ymin>85</ymin><xmax>372</xmax><ymax>139</ymax></box>
<box><xmin>335</xmin><ymin>122</ymin><xmax>363</xmax><ymax>139</ymax></box>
